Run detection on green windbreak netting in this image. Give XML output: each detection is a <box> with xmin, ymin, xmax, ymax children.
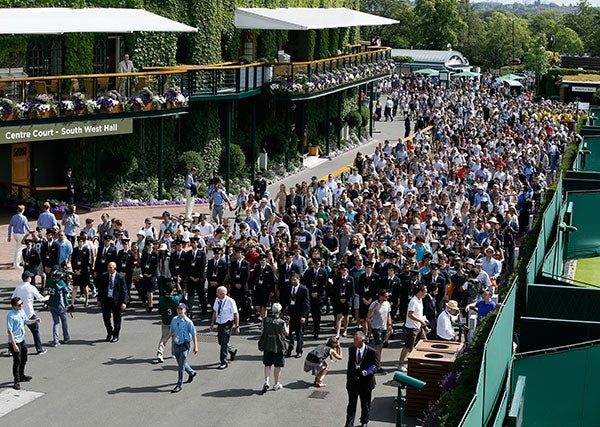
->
<box><xmin>512</xmin><ymin>343</ymin><xmax>600</xmax><ymax>427</ymax></box>
<box><xmin>580</xmin><ymin>137</ymin><xmax>600</xmax><ymax>172</ymax></box>
<box><xmin>566</xmin><ymin>191</ymin><xmax>600</xmax><ymax>260</ymax></box>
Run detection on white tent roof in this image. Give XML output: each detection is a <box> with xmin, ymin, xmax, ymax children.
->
<box><xmin>0</xmin><ymin>8</ymin><xmax>197</xmax><ymax>35</ymax></box>
<box><xmin>505</xmin><ymin>80</ymin><xmax>523</xmax><ymax>87</ymax></box>
<box><xmin>234</xmin><ymin>8</ymin><xmax>398</xmax><ymax>30</ymax></box>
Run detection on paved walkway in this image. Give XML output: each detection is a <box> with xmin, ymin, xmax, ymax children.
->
<box><xmin>0</xmin><ymin>118</ymin><xmax>421</xmax><ymax>426</ymax></box>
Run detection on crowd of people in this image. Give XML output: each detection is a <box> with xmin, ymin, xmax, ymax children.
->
<box><xmin>6</xmin><ymin>72</ymin><xmax>580</xmax><ymax>425</ymax></box>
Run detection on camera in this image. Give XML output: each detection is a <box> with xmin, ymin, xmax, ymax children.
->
<box><xmin>50</xmin><ymin>266</ymin><xmax>74</xmax><ymax>283</ymax></box>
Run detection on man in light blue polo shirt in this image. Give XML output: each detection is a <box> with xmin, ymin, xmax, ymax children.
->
<box><xmin>210</xmin><ymin>182</ymin><xmax>231</xmax><ymax>225</ymax></box>
<box><xmin>56</xmin><ymin>231</ymin><xmax>73</xmax><ymax>267</ymax></box>
<box><xmin>37</xmin><ymin>201</ymin><xmax>58</xmax><ymax>230</ymax></box>
<box><xmin>7</xmin><ymin>296</ymin><xmax>42</xmax><ymax>390</ymax></box>
<box><xmin>8</xmin><ymin>204</ymin><xmax>31</xmax><ymax>269</ymax></box>
<box><xmin>161</xmin><ymin>303</ymin><xmax>198</xmax><ymax>393</ymax></box>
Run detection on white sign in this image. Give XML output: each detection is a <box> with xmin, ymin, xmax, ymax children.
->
<box><xmin>572</xmin><ymin>86</ymin><xmax>598</xmax><ymax>93</ymax></box>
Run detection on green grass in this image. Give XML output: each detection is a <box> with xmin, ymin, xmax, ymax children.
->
<box><xmin>574</xmin><ymin>257</ymin><xmax>600</xmax><ymax>287</ymax></box>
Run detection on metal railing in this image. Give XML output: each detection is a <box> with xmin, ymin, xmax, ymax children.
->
<box><xmin>270</xmin><ymin>48</ymin><xmax>392</xmax><ymax>81</ymax></box>
<box><xmin>0</xmin><ymin>181</ymin><xmax>67</xmax><ymax>204</ymax></box>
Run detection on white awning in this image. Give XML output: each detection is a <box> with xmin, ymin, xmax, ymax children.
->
<box><xmin>234</xmin><ymin>7</ymin><xmax>398</xmax><ymax>30</ymax></box>
<box><xmin>0</xmin><ymin>8</ymin><xmax>197</xmax><ymax>35</ymax></box>
<box><xmin>505</xmin><ymin>80</ymin><xmax>523</xmax><ymax>87</ymax></box>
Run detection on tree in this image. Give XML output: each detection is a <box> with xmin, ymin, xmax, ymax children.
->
<box><xmin>413</xmin><ymin>0</ymin><xmax>466</xmax><ymax>50</ymax></box>
<box><xmin>481</xmin><ymin>12</ymin><xmax>531</xmax><ymax>69</ymax></box>
<box><xmin>456</xmin><ymin>0</ymin><xmax>487</xmax><ymax>66</ymax></box>
<box><xmin>561</xmin><ymin>0</ymin><xmax>600</xmax><ymax>54</ymax></box>
<box><xmin>360</xmin><ymin>0</ymin><xmax>415</xmax><ymax>48</ymax></box>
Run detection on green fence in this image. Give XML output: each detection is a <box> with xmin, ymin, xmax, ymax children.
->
<box><xmin>458</xmin><ymin>283</ymin><xmax>517</xmax><ymax>426</ymax></box>
<box><xmin>573</xmin><ymin>136</ymin><xmax>600</xmax><ymax>172</ymax></box>
<box><xmin>511</xmin><ymin>341</ymin><xmax>600</xmax><ymax>426</ymax></box>
<box><xmin>564</xmin><ymin>191</ymin><xmax>600</xmax><ymax>260</ymax></box>
<box><xmin>527</xmin><ymin>177</ymin><xmax>563</xmax><ymax>286</ymax></box>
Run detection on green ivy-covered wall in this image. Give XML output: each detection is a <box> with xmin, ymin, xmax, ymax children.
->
<box><xmin>0</xmin><ymin>0</ymin><xmax>362</xmax><ymax>201</ymax></box>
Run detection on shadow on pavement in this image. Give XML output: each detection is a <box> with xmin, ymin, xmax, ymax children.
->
<box><xmin>283</xmin><ymin>379</ymin><xmax>314</xmax><ymax>390</ymax></box>
<box><xmin>202</xmin><ymin>388</ymin><xmax>261</xmax><ymax>398</ymax></box>
<box><xmin>107</xmin><ymin>384</ymin><xmax>174</xmax><ymax>394</ymax></box>
<box><xmin>103</xmin><ymin>356</ymin><xmax>156</xmax><ymax>365</ymax></box>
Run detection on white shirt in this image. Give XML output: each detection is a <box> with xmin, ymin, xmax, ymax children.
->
<box><xmin>436</xmin><ymin>309</ymin><xmax>458</xmax><ymax>340</ymax></box>
<box><xmin>213</xmin><ymin>296</ymin><xmax>238</xmax><ymax>324</ymax></box>
<box><xmin>405</xmin><ymin>295</ymin><xmax>424</xmax><ymax>329</ymax></box>
<box><xmin>369</xmin><ymin>300</ymin><xmax>391</xmax><ymax>330</ymax></box>
<box><xmin>12</xmin><ymin>282</ymin><xmax>44</xmax><ymax>318</ymax></box>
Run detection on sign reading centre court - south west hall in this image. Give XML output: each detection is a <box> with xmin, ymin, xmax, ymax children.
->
<box><xmin>1</xmin><ymin>118</ymin><xmax>133</xmax><ymax>144</ymax></box>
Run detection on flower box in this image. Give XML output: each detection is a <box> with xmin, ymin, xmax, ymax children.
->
<box><xmin>1</xmin><ymin>112</ymin><xmax>16</xmax><ymax>121</ymax></box>
<box><xmin>308</xmin><ymin>146</ymin><xmax>319</xmax><ymax>156</ymax></box>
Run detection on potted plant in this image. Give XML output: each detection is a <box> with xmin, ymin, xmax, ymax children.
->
<box><xmin>163</xmin><ymin>86</ymin><xmax>189</xmax><ymax>108</ymax></box>
<box><xmin>96</xmin><ymin>90</ymin><xmax>123</xmax><ymax>113</ymax></box>
<box><xmin>27</xmin><ymin>94</ymin><xmax>58</xmax><ymax>118</ymax></box>
<box><xmin>0</xmin><ymin>97</ymin><xmax>21</xmax><ymax>120</ymax></box>
<box><xmin>137</xmin><ymin>87</ymin><xmax>164</xmax><ymax>110</ymax></box>
<box><xmin>66</xmin><ymin>92</ymin><xmax>90</xmax><ymax>115</ymax></box>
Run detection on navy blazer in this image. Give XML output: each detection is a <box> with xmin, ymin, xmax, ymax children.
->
<box><xmin>346</xmin><ymin>345</ymin><xmax>378</xmax><ymax>390</ymax></box>
<box><xmin>98</xmin><ymin>271</ymin><xmax>128</xmax><ymax>307</ymax></box>
<box><xmin>288</xmin><ymin>284</ymin><xmax>310</xmax><ymax>319</ymax></box>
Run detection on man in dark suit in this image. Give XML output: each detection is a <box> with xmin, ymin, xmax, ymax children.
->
<box><xmin>286</xmin><ymin>272</ymin><xmax>309</xmax><ymax>358</ymax></box>
<box><xmin>22</xmin><ymin>238</ymin><xmax>41</xmax><ymax>285</ymax></box>
<box><xmin>186</xmin><ymin>237</ymin><xmax>207</xmax><ymax>316</ymax></box>
<box><xmin>277</xmin><ymin>251</ymin><xmax>300</xmax><ymax>312</ymax></box>
<box><xmin>116</xmin><ymin>238</ymin><xmax>135</xmax><ymax>297</ymax></box>
<box><xmin>285</xmin><ymin>187</ymin><xmax>303</xmax><ymax>212</ymax></box>
<box><xmin>94</xmin><ymin>235</ymin><xmax>117</xmax><ymax>278</ymax></box>
<box><xmin>65</xmin><ymin>168</ymin><xmax>75</xmax><ymax>205</ymax></box>
<box><xmin>229</xmin><ymin>247</ymin><xmax>250</xmax><ymax>320</ymax></box>
<box><xmin>302</xmin><ymin>258</ymin><xmax>327</xmax><ymax>339</ymax></box>
<box><xmin>97</xmin><ymin>262</ymin><xmax>128</xmax><ymax>343</ymax></box>
<box><xmin>206</xmin><ymin>247</ymin><xmax>228</xmax><ymax>310</ymax></box>
<box><xmin>422</xmin><ymin>262</ymin><xmax>448</xmax><ymax>314</ymax></box>
<box><xmin>346</xmin><ymin>331</ymin><xmax>378</xmax><ymax>427</ymax></box>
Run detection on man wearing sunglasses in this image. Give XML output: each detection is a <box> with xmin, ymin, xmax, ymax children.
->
<box><xmin>7</xmin><ymin>296</ymin><xmax>42</xmax><ymax>390</ymax></box>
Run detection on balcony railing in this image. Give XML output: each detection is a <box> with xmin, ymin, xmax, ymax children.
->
<box><xmin>0</xmin><ymin>50</ymin><xmax>393</xmax><ymax>121</ymax></box>
<box><xmin>265</xmin><ymin>48</ymin><xmax>395</xmax><ymax>97</ymax></box>
<box><xmin>270</xmin><ymin>48</ymin><xmax>392</xmax><ymax>81</ymax></box>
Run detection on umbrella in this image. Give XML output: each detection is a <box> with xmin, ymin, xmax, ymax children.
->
<box><xmin>453</xmin><ymin>71</ymin><xmax>481</xmax><ymax>78</ymax></box>
<box><xmin>413</xmin><ymin>68</ymin><xmax>438</xmax><ymax>76</ymax></box>
<box><xmin>497</xmin><ymin>73</ymin><xmax>525</xmax><ymax>81</ymax></box>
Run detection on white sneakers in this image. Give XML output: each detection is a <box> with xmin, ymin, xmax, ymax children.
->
<box><xmin>273</xmin><ymin>383</ymin><xmax>283</xmax><ymax>391</ymax></box>
<box><xmin>399</xmin><ymin>364</ymin><xmax>407</xmax><ymax>373</ymax></box>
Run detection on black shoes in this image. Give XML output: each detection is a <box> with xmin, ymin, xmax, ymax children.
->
<box><xmin>186</xmin><ymin>372</ymin><xmax>197</xmax><ymax>383</ymax></box>
<box><xmin>21</xmin><ymin>375</ymin><xmax>32</xmax><ymax>382</ymax></box>
<box><xmin>295</xmin><ymin>352</ymin><xmax>303</xmax><ymax>358</ymax></box>
<box><xmin>13</xmin><ymin>382</ymin><xmax>20</xmax><ymax>390</ymax></box>
<box><xmin>106</xmin><ymin>334</ymin><xmax>112</xmax><ymax>342</ymax></box>
<box><xmin>110</xmin><ymin>337</ymin><xmax>119</xmax><ymax>343</ymax></box>
<box><xmin>171</xmin><ymin>386</ymin><xmax>181</xmax><ymax>393</ymax></box>
<box><xmin>229</xmin><ymin>349</ymin><xmax>237</xmax><ymax>361</ymax></box>
<box><xmin>218</xmin><ymin>363</ymin><xmax>228</xmax><ymax>370</ymax></box>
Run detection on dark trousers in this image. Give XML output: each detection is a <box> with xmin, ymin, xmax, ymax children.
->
<box><xmin>102</xmin><ymin>299</ymin><xmax>122</xmax><ymax>338</ymax></box>
<box><xmin>27</xmin><ymin>314</ymin><xmax>44</xmax><ymax>353</ymax></box>
<box><xmin>310</xmin><ymin>299</ymin><xmax>322</xmax><ymax>337</ymax></box>
<box><xmin>188</xmin><ymin>279</ymin><xmax>207</xmax><ymax>314</ymax></box>
<box><xmin>288</xmin><ymin>314</ymin><xmax>305</xmax><ymax>354</ymax></box>
<box><xmin>207</xmin><ymin>283</ymin><xmax>218</xmax><ymax>310</ymax></box>
<box><xmin>345</xmin><ymin>385</ymin><xmax>373</xmax><ymax>426</ymax></box>
<box><xmin>217</xmin><ymin>321</ymin><xmax>235</xmax><ymax>365</ymax></box>
<box><xmin>9</xmin><ymin>341</ymin><xmax>28</xmax><ymax>383</ymax></box>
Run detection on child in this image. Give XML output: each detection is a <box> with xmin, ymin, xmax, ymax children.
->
<box><xmin>304</xmin><ymin>336</ymin><xmax>343</xmax><ymax>387</ymax></box>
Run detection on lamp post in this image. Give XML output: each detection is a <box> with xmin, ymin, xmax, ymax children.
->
<box><xmin>439</xmin><ymin>67</ymin><xmax>451</xmax><ymax>89</ymax></box>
